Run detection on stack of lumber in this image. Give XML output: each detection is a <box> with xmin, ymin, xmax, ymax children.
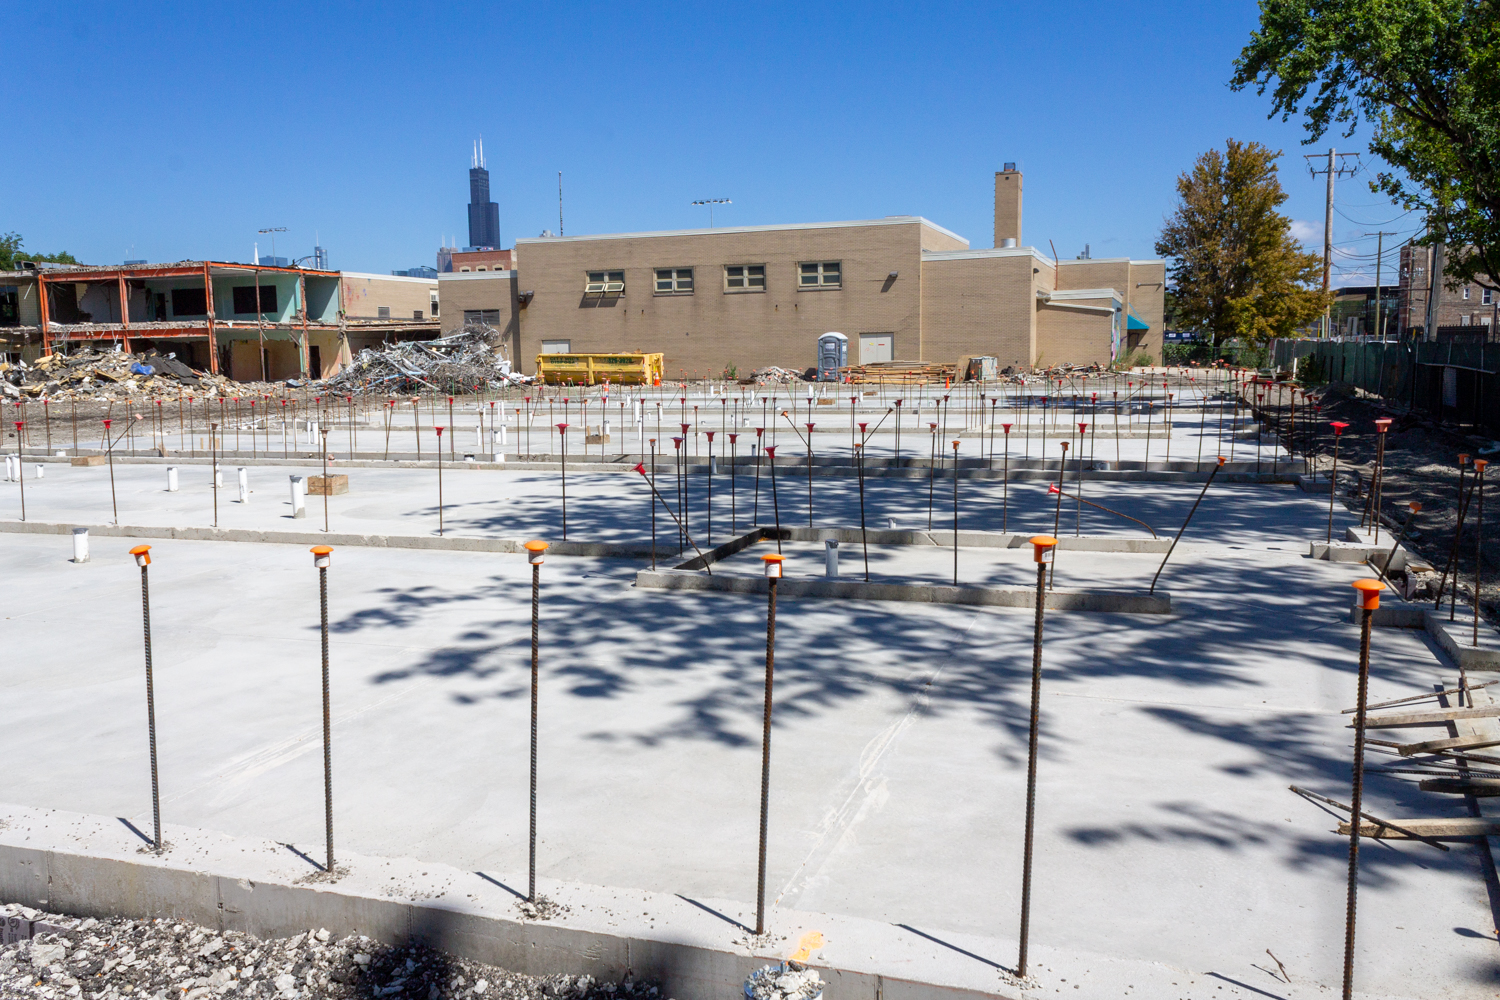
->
<box><xmin>844</xmin><ymin>360</ymin><xmax>957</xmax><ymax>385</ymax></box>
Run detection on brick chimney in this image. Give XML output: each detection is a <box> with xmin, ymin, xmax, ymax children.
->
<box><xmin>994</xmin><ymin>164</ymin><xmax>1022</xmax><ymax>248</ymax></box>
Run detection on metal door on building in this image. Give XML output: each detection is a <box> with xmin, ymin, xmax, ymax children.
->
<box><xmin>859</xmin><ymin>332</ymin><xmax>894</xmax><ymax>364</ymax></box>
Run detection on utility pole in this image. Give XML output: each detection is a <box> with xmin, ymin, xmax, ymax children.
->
<box><xmin>1365</xmin><ymin>231</ymin><xmax>1397</xmax><ymax>340</ymax></box>
<box><xmin>1306</xmin><ymin>150</ymin><xmax>1360</xmax><ymax>337</ymax></box>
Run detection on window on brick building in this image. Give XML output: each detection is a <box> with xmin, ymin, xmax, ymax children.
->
<box><xmin>799</xmin><ymin>261</ymin><xmax>841</xmax><ymax>288</ymax></box>
<box><xmin>655</xmin><ymin>268</ymin><xmax>694</xmax><ymax>294</ymax></box>
<box><xmin>725</xmin><ymin>264</ymin><xmax>766</xmax><ymax>291</ymax></box>
<box><xmin>585</xmin><ymin>270</ymin><xmax>625</xmax><ymax>294</ymax></box>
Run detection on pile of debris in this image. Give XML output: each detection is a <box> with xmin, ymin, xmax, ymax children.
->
<box><xmin>322</xmin><ymin>324</ymin><xmax>533</xmax><ymax>394</ymax></box>
<box><xmin>1</xmin><ymin>349</ymin><xmax>240</xmax><ymax>401</ymax></box>
<box><xmin>0</xmin><ymin>903</ymin><xmax>670</xmax><ymax>1000</ymax></box>
<box><xmin>744</xmin><ymin>365</ymin><xmax>808</xmax><ymax>385</ymax></box>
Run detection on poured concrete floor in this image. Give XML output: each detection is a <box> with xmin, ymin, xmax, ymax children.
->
<box><xmin>1</xmin><ymin>468</ymin><xmax>1496</xmax><ymax>999</ymax></box>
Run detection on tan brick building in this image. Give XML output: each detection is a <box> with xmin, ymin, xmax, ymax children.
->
<box><xmin>436</xmin><ymin>169</ymin><xmax>1164</xmax><ymax>376</ymax></box>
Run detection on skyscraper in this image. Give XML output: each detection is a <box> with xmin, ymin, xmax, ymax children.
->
<box><xmin>467</xmin><ymin>140</ymin><xmax>501</xmax><ymax>250</ymax></box>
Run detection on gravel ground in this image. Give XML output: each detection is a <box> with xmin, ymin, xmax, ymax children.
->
<box><xmin>0</xmin><ymin>905</ymin><xmax>670</xmax><ymax>1000</ymax></box>
<box><xmin>1263</xmin><ymin>382</ymin><xmax>1500</xmax><ymax>622</ymax></box>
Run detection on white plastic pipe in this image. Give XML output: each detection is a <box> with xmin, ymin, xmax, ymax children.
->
<box><xmin>825</xmin><ymin>539</ymin><xmax>839</xmax><ymax>578</ymax></box>
<box><xmin>72</xmin><ymin>527</ymin><xmax>89</xmax><ymax>564</ymax></box>
<box><xmin>213</xmin><ymin>466</ymin><xmax>223</xmax><ymax>487</ymax></box>
<box><xmin>33</xmin><ymin>464</ymin><xmax>43</xmax><ymax>479</ymax></box>
<box><xmin>290</xmin><ymin>475</ymin><xmax>306</xmax><ymax>518</ymax></box>
<box><xmin>166</xmin><ymin>466</ymin><xmax>179</xmax><ymax>492</ymax></box>
<box><xmin>237</xmin><ymin>467</ymin><xmax>249</xmax><ymax>503</ymax></box>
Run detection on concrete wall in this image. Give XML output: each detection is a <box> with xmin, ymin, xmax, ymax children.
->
<box><xmin>510</xmin><ymin>219</ymin><xmax>963</xmax><ymax>377</ymax></box>
<box><xmin>341</xmin><ymin>273</ymin><xmax>440</xmax><ymax>321</ymax></box>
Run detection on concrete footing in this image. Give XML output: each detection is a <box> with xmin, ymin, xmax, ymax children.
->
<box><xmin>636</xmin><ymin>568</ymin><xmax>1171</xmax><ymax>613</ymax></box>
<box><xmin>0</xmin><ymin>804</ymin><xmax>1012</xmax><ymax>1000</ymax></box>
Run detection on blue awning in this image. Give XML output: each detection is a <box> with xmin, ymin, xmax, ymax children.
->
<box><xmin>1126</xmin><ymin>310</ymin><xmax>1150</xmax><ymax>332</ymax></box>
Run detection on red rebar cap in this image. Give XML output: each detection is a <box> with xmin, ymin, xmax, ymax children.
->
<box><xmin>1352</xmin><ymin>578</ymin><xmax>1382</xmax><ymax>611</ymax></box>
<box><xmin>1374</xmin><ymin>418</ymin><xmax>1393</xmax><ymax>432</ymax></box>
<box><xmin>706</xmin><ymin>431</ymin><xmax>716</xmax><ymax>441</ymax></box>
<box><xmin>1029</xmin><ymin>535</ymin><xmax>1058</xmax><ymax>562</ymax></box>
<box><xmin>1002</xmin><ymin>423</ymin><xmax>1012</xmax><ymax>432</ymax></box>
<box><xmin>633</xmin><ymin>463</ymin><xmax>646</xmax><ymax>475</ymax></box>
<box><xmin>1047</xmin><ymin>483</ymin><xmax>1061</xmax><ymax>494</ymax></box>
<box><xmin>1078</xmin><ymin>422</ymin><xmax>1088</xmax><ymax>432</ymax></box>
<box><xmin>858</xmin><ymin>422</ymin><xmax>868</xmax><ymax>431</ymax></box>
<box><xmin>130</xmin><ymin>544</ymin><xmax>151</xmax><ymax>567</ymax></box>
<box><xmin>1330</xmin><ymin>421</ymin><xmax>1349</xmax><ymax>433</ymax></box>
<box><xmin>557</xmin><ymin>422</ymin><xmax>568</xmax><ymax>431</ymax></box>
<box><xmin>525</xmin><ymin>539</ymin><xmax>549</xmax><ymax>565</ymax></box>
<box><xmin>762</xmin><ymin>553</ymin><xmax>785</xmax><ymax>578</ymax></box>
<box><xmin>765</xmin><ymin>445</ymin><xmax>777</xmax><ymax>456</ymax></box>
<box><xmin>435</xmin><ymin>426</ymin><xmax>445</xmax><ymax>436</ymax></box>
<box><xmin>671</xmin><ymin>437</ymin><xmax>683</xmax><ymax>448</ymax></box>
<box><xmin>103</xmin><ymin>418</ymin><xmax>112</xmax><ymax>429</ymax></box>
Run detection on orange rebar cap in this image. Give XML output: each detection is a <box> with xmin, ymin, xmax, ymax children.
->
<box><xmin>1478</xmin><ymin>459</ymin><xmax>1490</xmax><ymax>472</ymax></box>
<box><xmin>310</xmin><ymin>545</ymin><xmax>332</xmax><ymax>568</ymax></box>
<box><xmin>1029</xmin><ymin>535</ymin><xmax>1058</xmax><ymax>562</ymax></box>
<box><xmin>762</xmin><ymin>553</ymin><xmax>785</xmax><ymax>578</ymax></box>
<box><xmin>1352</xmin><ymin>578</ymin><xmax>1382</xmax><ymax>611</ymax></box>
<box><xmin>524</xmin><ymin>539</ymin><xmax>549</xmax><ymax>565</ymax></box>
<box><xmin>130</xmin><ymin>544</ymin><xmax>151</xmax><ymax>567</ymax></box>
<box><xmin>1374</xmin><ymin>418</ymin><xmax>1393</xmax><ymax>432</ymax></box>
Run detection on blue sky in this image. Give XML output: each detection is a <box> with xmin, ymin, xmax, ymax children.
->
<box><xmin>7</xmin><ymin>2</ymin><xmax>1417</xmax><ymax>285</ymax></box>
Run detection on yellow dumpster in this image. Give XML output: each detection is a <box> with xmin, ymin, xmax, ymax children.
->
<box><xmin>535</xmin><ymin>352</ymin><xmax>664</xmax><ymax>386</ymax></box>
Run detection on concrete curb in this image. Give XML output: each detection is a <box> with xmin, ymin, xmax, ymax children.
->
<box><xmin>770</xmin><ymin>526</ymin><xmax>1170</xmax><ymax>553</ymax></box>
<box><xmin>0</xmin><ymin>804</ymin><xmax>1014</xmax><ymax>1000</ymax></box>
<box><xmin>19</xmin><ymin>452</ymin><xmax>1304</xmax><ymax>484</ymax></box>
<box><xmin>636</xmin><ymin>569</ymin><xmax>1172</xmax><ymax>614</ymax></box>
<box><xmin>0</xmin><ymin>520</ymin><xmax>667</xmax><ymax>560</ymax></box>
<box><xmin>1358</xmin><ymin>597</ymin><xmax>1500</xmax><ymax>668</ymax></box>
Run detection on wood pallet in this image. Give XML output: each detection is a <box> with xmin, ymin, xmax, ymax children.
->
<box><xmin>844</xmin><ymin>360</ymin><xmax>958</xmax><ymax>385</ymax></box>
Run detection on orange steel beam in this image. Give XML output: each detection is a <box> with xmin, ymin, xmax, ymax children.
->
<box><xmin>203</xmin><ymin>262</ymin><xmax>219</xmax><ymax>374</ymax></box>
<box><xmin>38</xmin><ymin>273</ymin><xmax>52</xmax><ymax>355</ymax></box>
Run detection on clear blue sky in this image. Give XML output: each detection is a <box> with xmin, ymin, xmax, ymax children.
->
<box><xmin>7</xmin><ymin>2</ymin><xmax>1415</xmax><ymax>286</ymax></box>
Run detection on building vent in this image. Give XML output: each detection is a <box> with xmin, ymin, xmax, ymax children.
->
<box><xmin>1000</xmin><ymin>238</ymin><xmax>1018</xmax><ymax>248</ymax></box>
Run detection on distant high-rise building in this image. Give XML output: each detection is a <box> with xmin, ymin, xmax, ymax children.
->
<box><xmin>468</xmin><ymin>140</ymin><xmax>501</xmax><ymax>250</ymax></box>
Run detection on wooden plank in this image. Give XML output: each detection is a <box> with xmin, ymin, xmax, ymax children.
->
<box><xmin>1352</xmin><ymin>705</ymin><xmax>1500</xmax><ymax>728</ymax></box>
<box><xmin>1397</xmin><ymin>735</ymin><xmax>1500</xmax><ymax>756</ymax></box>
<box><xmin>1343</xmin><ymin>679</ymin><xmax>1500</xmax><ymax>714</ymax></box>
<box><xmin>1418</xmin><ymin>778</ymin><xmax>1500</xmax><ymax>796</ymax></box>
<box><xmin>1337</xmin><ymin>817</ymin><xmax>1500</xmax><ymax>838</ymax></box>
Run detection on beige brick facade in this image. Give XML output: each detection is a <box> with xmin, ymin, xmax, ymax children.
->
<box><xmin>427</xmin><ymin>173</ymin><xmax>1166</xmax><ymax>375</ymax></box>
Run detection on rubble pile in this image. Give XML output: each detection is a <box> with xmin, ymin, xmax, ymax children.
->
<box><xmin>0</xmin><ymin>903</ymin><xmax>670</xmax><ymax>1000</ymax></box>
<box><xmin>1</xmin><ymin>350</ymin><xmax>240</xmax><ymax>401</ymax></box>
<box><xmin>743</xmin><ymin>962</ymin><xmax>824</xmax><ymax>1000</ymax></box>
<box><xmin>744</xmin><ymin>366</ymin><xmax>807</xmax><ymax>385</ymax></box>
<box><xmin>322</xmin><ymin>325</ymin><xmax>533</xmax><ymax>395</ymax></box>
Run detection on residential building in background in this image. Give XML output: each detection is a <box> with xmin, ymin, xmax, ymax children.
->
<box><xmin>467</xmin><ymin>140</ymin><xmax>500</xmax><ymax>251</ymax></box>
<box><xmin>1398</xmin><ymin>243</ymin><xmax>1500</xmax><ymax>341</ymax></box>
<box><xmin>437</xmin><ymin>167</ymin><xmax>1164</xmax><ymax>376</ymax></box>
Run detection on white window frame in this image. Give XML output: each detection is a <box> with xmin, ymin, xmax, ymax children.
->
<box><xmin>798</xmin><ymin>261</ymin><xmax>842</xmax><ymax>289</ymax></box>
<box><xmin>1464</xmin><ymin>286</ymin><xmax>1472</xmax><ymax>299</ymax></box>
<box><xmin>654</xmin><ymin>267</ymin><xmax>694</xmax><ymax>295</ymax></box>
<box><xmin>724</xmin><ymin>263</ymin><xmax>766</xmax><ymax>292</ymax></box>
<box><xmin>1486</xmin><ymin>288</ymin><xmax>1494</xmax><ymax>305</ymax></box>
<box><xmin>540</xmin><ymin>339</ymin><xmax>572</xmax><ymax>354</ymax></box>
<box><xmin>585</xmin><ymin>270</ymin><xmax>625</xmax><ymax>294</ymax></box>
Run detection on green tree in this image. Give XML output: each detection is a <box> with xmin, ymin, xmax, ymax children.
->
<box><xmin>0</xmin><ymin>232</ymin><xmax>79</xmax><ymax>270</ymax></box>
<box><xmin>1231</xmin><ymin>0</ymin><xmax>1500</xmax><ymax>289</ymax></box>
<box><xmin>1154</xmin><ymin>140</ymin><xmax>1331</xmax><ymax>345</ymax></box>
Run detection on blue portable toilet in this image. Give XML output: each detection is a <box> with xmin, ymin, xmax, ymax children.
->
<box><xmin>816</xmin><ymin>332</ymin><xmax>848</xmax><ymax>381</ymax></box>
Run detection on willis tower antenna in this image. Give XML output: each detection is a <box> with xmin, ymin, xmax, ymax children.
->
<box><xmin>468</xmin><ymin>138</ymin><xmax>500</xmax><ymax>250</ymax></box>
